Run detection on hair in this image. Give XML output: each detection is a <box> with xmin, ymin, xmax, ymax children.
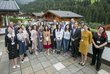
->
<box><xmin>98</xmin><ymin>26</ymin><xmax>107</xmax><ymax>38</ymax></box>
<box><xmin>65</xmin><ymin>24</ymin><xmax>70</xmax><ymax>32</ymax></box>
<box><xmin>7</xmin><ymin>26</ymin><xmax>13</xmax><ymax>29</ymax></box>
<box><xmin>32</xmin><ymin>25</ymin><xmax>37</xmax><ymax>31</ymax></box>
<box><xmin>28</xmin><ymin>25</ymin><xmax>32</xmax><ymax>30</ymax></box>
<box><xmin>44</xmin><ymin>25</ymin><xmax>50</xmax><ymax>31</ymax></box>
<box><xmin>18</xmin><ymin>27</ymin><xmax>23</xmax><ymax>30</ymax></box>
<box><xmin>56</xmin><ymin>24</ymin><xmax>61</xmax><ymax>31</ymax></box>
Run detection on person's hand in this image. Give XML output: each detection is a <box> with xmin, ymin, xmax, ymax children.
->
<box><xmin>71</xmin><ymin>38</ymin><xmax>74</xmax><ymax>41</ymax></box>
<box><xmin>95</xmin><ymin>45</ymin><xmax>100</xmax><ymax>48</ymax></box>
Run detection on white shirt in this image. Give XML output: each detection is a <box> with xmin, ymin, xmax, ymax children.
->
<box><xmin>63</xmin><ymin>31</ymin><xmax>71</xmax><ymax>40</ymax></box>
<box><xmin>55</xmin><ymin>29</ymin><xmax>63</xmax><ymax>40</ymax></box>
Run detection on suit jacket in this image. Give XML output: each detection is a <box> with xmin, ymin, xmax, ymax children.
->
<box><xmin>71</xmin><ymin>28</ymin><xmax>81</xmax><ymax>43</ymax></box>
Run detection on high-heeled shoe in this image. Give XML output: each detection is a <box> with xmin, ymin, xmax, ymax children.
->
<box><xmin>81</xmin><ymin>63</ymin><xmax>85</xmax><ymax>66</ymax></box>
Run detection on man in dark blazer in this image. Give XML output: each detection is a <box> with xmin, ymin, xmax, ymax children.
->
<box><xmin>71</xmin><ymin>22</ymin><xmax>81</xmax><ymax>58</ymax></box>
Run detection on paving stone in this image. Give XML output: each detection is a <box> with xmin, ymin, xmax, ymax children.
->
<box><xmin>101</xmin><ymin>64</ymin><xmax>110</xmax><ymax>73</ymax></box>
<box><xmin>41</xmin><ymin>61</ymin><xmax>51</xmax><ymax>68</ymax></box>
<box><xmin>45</xmin><ymin>54</ymin><xmax>54</xmax><ymax>60</ymax></box>
<box><xmin>59</xmin><ymin>68</ymin><xmax>72</xmax><ymax>74</ymax></box>
<box><xmin>10</xmin><ymin>67</ymin><xmax>20</xmax><ymax>73</ymax></box>
<box><xmin>32</xmin><ymin>63</ymin><xmax>43</xmax><ymax>72</ymax></box>
<box><xmin>53</xmin><ymin>72</ymin><xmax>60</xmax><ymax>74</ymax></box>
<box><xmin>10</xmin><ymin>70</ymin><xmax>21</xmax><ymax>74</ymax></box>
<box><xmin>28</xmin><ymin>54</ymin><xmax>37</xmax><ymax>60</ymax></box>
<box><xmin>61</xmin><ymin>60</ymin><xmax>72</xmax><ymax>67</ymax></box>
<box><xmin>38</xmin><ymin>56</ymin><xmax>48</xmax><ymax>62</ymax></box>
<box><xmin>21</xmin><ymin>61</ymin><xmax>31</xmax><ymax>69</ymax></box>
<box><xmin>97</xmin><ymin>69</ymin><xmax>110</xmax><ymax>74</ymax></box>
<box><xmin>22</xmin><ymin>66</ymin><xmax>33</xmax><ymax>74</ymax></box>
<box><xmin>75</xmin><ymin>70</ymin><xmax>85</xmax><ymax>74</ymax></box>
<box><xmin>56</xmin><ymin>56</ymin><xmax>66</xmax><ymax>61</ymax></box>
<box><xmin>68</xmin><ymin>58</ymin><xmax>77</xmax><ymax>64</ymax></box>
<box><xmin>45</xmin><ymin>66</ymin><xmax>57</xmax><ymax>74</ymax></box>
<box><xmin>82</xmin><ymin>66</ymin><xmax>96</xmax><ymax>74</ymax></box>
<box><xmin>67</xmin><ymin>64</ymin><xmax>80</xmax><ymax>73</ymax></box>
<box><xmin>30</xmin><ymin>59</ymin><xmax>40</xmax><ymax>66</ymax></box>
<box><xmin>49</xmin><ymin>58</ymin><xmax>59</xmax><ymax>64</ymax></box>
<box><xmin>35</xmin><ymin>69</ymin><xmax>47</xmax><ymax>74</ymax></box>
<box><xmin>0</xmin><ymin>62</ymin><xmax>9</xmax><ymax>74</ymax></box>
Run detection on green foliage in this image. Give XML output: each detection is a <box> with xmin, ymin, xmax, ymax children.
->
<box><xmin>18</xmin><ymin>0</ymin><xmax>110</xmax><ymax>24</ymax></box>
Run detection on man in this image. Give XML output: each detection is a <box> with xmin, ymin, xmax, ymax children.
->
<box><xmin>71</xmin><ymin>22</ymin><xmax>81</xmax><ymax>58</ymax></box>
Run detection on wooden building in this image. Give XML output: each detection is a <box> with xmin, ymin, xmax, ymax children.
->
<box><xmin>43</xmin><ymin>10</ymin><xmax>83</xmax><ymax>22</ymax></box>
<box><xmin>0</xmin><ymin>0</ymin><xmax>20</xmax><ymax>28</ymax></box>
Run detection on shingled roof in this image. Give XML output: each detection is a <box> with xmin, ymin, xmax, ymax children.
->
<box><xmin>44</xmin><ymin>10</ymin><xmax>83</xmax><ymax>18</ymax></box>
<box><xmin>0</xmin><ymin>0</ymin><xmax>20</xmax><ymax>12</ymax></box>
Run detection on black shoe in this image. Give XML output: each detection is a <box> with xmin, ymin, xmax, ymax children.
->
<box><xmin>96</xmin><ymin>68</ymin><xmax>100</xmax><ymax>71</ymax></box>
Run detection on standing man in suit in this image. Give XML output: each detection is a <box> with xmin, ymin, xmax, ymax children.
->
<box><xmin>71</xmin><ymin>22</ymin><xmax>81</xmax><ymax>58</ymax></box>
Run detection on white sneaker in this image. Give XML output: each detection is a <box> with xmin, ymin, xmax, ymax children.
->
<box><xmin>12</xmin><ymin>65</ymin><xmax>16</xmax><ymax>69</ymax></box>
<box><xmin>16</xmin><ymin>65</ymin><xmax>20</xmax><ymax>68</ymax></box>
<box><xmin>21</xmin><ymin>60</ymin><xmax>24</xmax><ymax>63</ymax></box>
<box><xmin>24</xmin><ymin>57</ymin><xmax>29</xmax><ymax>62</ymax></box>
<box><xmin>35</xmin><ymin>52</ymin><xmax>38</xmax><ymax>55</ymax></box>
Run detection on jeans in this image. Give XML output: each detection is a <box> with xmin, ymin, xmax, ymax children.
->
<box><xmin>63</xmin><ymin>38</ymin><xmax>69</xmax><ymax>53</ymax></box>
<box><xmin>56</xmin><ymin>40</ymin><xmax>62</xmax><ymax>52</ymax></box>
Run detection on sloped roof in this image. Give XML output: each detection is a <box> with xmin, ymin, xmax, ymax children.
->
<box><xmin>44</xmin><ymin>10</ymin><xmax>83</xmax><ymax>18</ymax></box>
<box><xmin>0</xmin><ymin>0</ymin><xmax>20</xmax><ymax>12</ymax></box>
<box><xmin>32</xmin><ymin>12</ymin><xmax>44</xmax><ymax>17</ymax></box>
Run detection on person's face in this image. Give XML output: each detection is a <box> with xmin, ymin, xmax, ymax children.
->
<box><xmin>45</xmin><ymin>26</ymin><xmax>48</xmax><ymax>30</ymax></box>
<box><xmin>8</xmin><ymin>27</ymin><xmax>13</xmax><ymax>34</ymax></box>
<box><xmin>9</xmin><ymin>22</ymin><xmax>14</xmax><ymax>27</ymax></box>
<box><xmin>98</xmin><ymin>27</ymin><xmax>104</xmax><ymax>34</ymax></box>
<box><xmin>34</xmin><ymin>26</ymin><xmax>36</xmax><ymax>30</ymax></box>
<box><xmin>58</xmin><ymin>25</ymin><xmax>60</xmax><ymax>29</ymax></box>
<box><xmin>28</xmin><ymin>26</ymin><xmax>31</xmax><ymax>30</ymax></box>
<box><xmin>66</xmin><ymin>25</ymin><xmax>69</xmax><ymax>29</ymax></box>
<box><xmin>19</xmin><ymin>28</ymin><xmax>23</xmax><ymax>33</ymax></box>
<box><xmin>73</xmin><ymin>23</ymin><xmax>78</xmax><ymax>28</ymax></box>
<box><xmin>18</xmin><ymin>21</ymin><xmax>21</xmax><ymax>25</ymax></box>
<box><xmin>83</xmin><ymin>25</ymin><xmax>88</xmax><ymax>30</ymax></box>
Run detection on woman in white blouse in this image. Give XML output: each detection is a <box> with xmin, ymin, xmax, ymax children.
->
<box><xmin>55</xmin><ymin>24</ymin><xmax>63</xmax><ymax>54</ymax></box>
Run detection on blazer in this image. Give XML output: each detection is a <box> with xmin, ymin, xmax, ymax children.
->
<box><xmin>71</xmin><ymin>28</ymin><xmax>81</xmax><ymax>42</ymax></box>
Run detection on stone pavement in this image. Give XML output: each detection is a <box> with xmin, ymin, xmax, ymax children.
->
<box><xmin>0</xmin><ymin>35</ymin><xmax>110</xmax><ymax>74</ymax></box>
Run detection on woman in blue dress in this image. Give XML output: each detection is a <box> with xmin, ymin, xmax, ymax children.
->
<box><xmin>17</xmin><ymin>27</ymin><xmax>26</xmax><ymax>63</ymax></box>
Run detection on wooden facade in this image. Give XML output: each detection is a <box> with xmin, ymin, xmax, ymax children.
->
<box><xmin>43</xmin><ymin>10</ymin><xmax>83</xmax><ymax>22</ymax></box>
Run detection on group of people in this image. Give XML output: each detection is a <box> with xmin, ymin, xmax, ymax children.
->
<box><xmin>5</xmin><ymin>20</ymin><xmax>108</xmax><ymax>71</ymax></box>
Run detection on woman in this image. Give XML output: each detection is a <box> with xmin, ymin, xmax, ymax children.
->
<box><xmin>37</xmin><ymin>25</ymin><xmax>44</xmax><ymax>52</ymax></box>
<box><xmin>55</xmin><ymin>24</ymin><xmax>63</xmax><ymax>54</ymax></box>
<box><xmin>31</xmin><ymin>25</ymin><xmax>38</xmax><ymax>55</ymax></box>
<box><xmin>50</xmin><ymin>24</ymin><xmax>56</xmax><ymax>53</ymax></box>
<box><xmin>5</xmin><ymin>26</ymin><xmax>20</xmax><ymax>68</ymax></box>
<box><xmin>63</xmin><ymin>24</ymin><xmax>71</xmax><ymax>56</ymax></box>
<box><xmin>27</xmin><ymin>26</ymin><xmax>33</xmax><ymax>54</ymax></box>
<box><xmin>79</xmin><ymin>25</ymin><xmax>92</xmax><ymax>66</ymax></box>
<box><xmin>17</xmin><ymin>27</ymin><xmax>27</xmax><ymax>63</ymax></box>
<box><xmin>43</xmin><ymin>25</ymin><xmax>51</xmax><ymax>55</ymax></box>
<box><xmin>91</xmin><ymin>26</ymin><xmax>108</xmax><ymax>71</ymax></box>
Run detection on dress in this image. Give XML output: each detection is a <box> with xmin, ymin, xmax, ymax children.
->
<box><xmin>79</xmin><ymin>30</ymin><xmax>92</xmax><ymax>55</ymax></box>
<box><xmin>5</xmin><ymin>34</ymin><xmax>18</xmax><ymax>60</ymax></box>
<box><xmin>17</xmin><ymin>33</ymin><xmax>26</xmax><ymax>55</ymax></box>
<box><xmin>31</xmin><ymin>30</ymin><xmax>38</xmax><ymax>49</ymax></box>
<box><xmin>43</xmin><ymin>30</ymin><xmax>51</xmax><ymax>49</ymax></box>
